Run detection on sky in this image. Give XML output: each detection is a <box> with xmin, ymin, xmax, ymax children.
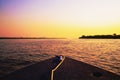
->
<box><xmin>0</xmin><ymin>0</ymin><xmax>120</xmax><ymax>38</ymax></box>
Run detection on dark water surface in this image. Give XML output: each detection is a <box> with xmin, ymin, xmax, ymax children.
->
<box><xmin>0</xmin><ymin>39</ymin><xmax>120</xmax><ymax>77</ymax></box>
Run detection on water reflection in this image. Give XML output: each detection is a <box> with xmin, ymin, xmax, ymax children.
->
<box><xmin>0</xmin><ymin>39</ymin><xmax>120</xmax><ymax>77</ymax></box>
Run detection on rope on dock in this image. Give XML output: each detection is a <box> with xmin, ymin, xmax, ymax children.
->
<box><xmin>51</xmin><ymin>56</ymin><xmax>65</xmax><ymax>80</ymax></box>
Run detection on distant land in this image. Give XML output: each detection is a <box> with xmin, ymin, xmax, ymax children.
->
<box><xmin>79</xmin><ymin>33</ymin><xmax>120</xmax><ymax>39</ymax></box>
<box><xmin>0</xmin><ymin>37</ymin><xmax>66</xmax><ymax>39</ymax></box>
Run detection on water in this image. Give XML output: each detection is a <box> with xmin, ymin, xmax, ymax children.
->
<box><xmin>0</xmin><ymin>39</ymin><xmax>120</xmax><ymax>77</ymax></box>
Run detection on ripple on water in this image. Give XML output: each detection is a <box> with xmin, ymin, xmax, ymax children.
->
<box><xmin>0</xmin><ymin>39</ymin><xmax>120</xmax><ymax>77</ymax></box>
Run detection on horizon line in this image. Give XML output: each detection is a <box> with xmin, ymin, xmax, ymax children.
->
<box><xmin>0</xmin><ymin>37</ymin><xmax>66</xmax><ymax>39</ymax></box>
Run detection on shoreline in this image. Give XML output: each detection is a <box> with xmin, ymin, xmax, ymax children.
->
<box><xmin>0</xmin><ymin>37</ymin><xmax>66</xmax><ymax>39</ymax></box>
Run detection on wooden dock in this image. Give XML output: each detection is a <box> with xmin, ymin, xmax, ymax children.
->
<box><xmin>1</xmin><ymin>57</ymin><xmax>120</xmax><ymax>80</ymax></box>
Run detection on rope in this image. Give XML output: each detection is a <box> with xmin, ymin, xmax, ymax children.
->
<box><xmin>51</xmin><ymin>57</ymin><xmax>65</xmax><ymax>80</ymax></box>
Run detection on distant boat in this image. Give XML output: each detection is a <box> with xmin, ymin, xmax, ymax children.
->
<box><xmin>1</xmin><ymin>56</ymin><xmax>120</xmax><ymax>80</ymax></box>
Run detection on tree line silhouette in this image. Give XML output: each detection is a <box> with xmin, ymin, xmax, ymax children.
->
<box><xmin>79</xmin><ymin>33</ymin><xmax>120</xmax><ymax>39</ymax></box>
<box><xmin>0</xmin><ymin>37</ymin><xmax>65</xmax><ymax>39</ymax></box>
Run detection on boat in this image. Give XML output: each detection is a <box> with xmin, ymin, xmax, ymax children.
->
<box><xmin>1</xmin><ymin>56</ymin><xmax>120</xmax><ymax>80</ymax></box>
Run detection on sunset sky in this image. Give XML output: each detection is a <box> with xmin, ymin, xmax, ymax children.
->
<box><xmin>0</xmin><ymin>0</ymin><xmax>120</xmax><ymax>38</ymax></box>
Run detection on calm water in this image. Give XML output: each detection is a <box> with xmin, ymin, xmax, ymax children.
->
<box><xmin>0</xmin><ymin>39</ymin><xmax>120</xmax><ymax>77</ymax></box>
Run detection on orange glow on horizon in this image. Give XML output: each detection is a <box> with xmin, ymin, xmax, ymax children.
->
<box><xmin>0</xmin><ymin>0</ymin><xmax>120</xmax><ymax>38</ymax></box>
